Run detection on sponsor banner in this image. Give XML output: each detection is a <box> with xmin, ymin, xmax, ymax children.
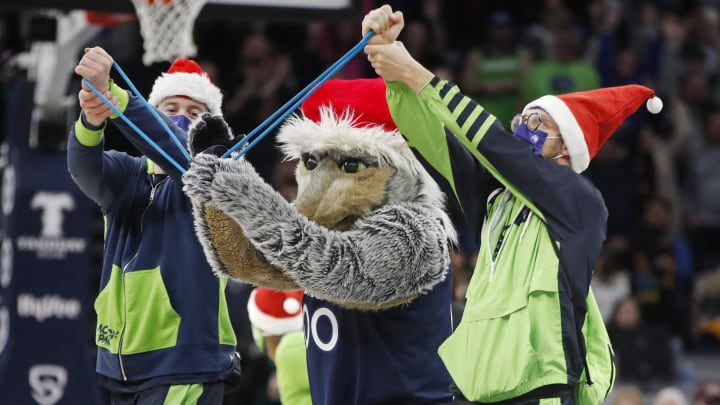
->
<box><xmin>1</xmin><ymin>82</ymin><xmax>104</xmax><ymax>405</ymax></box>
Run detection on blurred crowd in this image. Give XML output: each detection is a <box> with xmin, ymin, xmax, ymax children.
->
<box><xmin>2</xmin><ymin>0</ymin><xmax>720</xmax><ymax>404</ymax></box>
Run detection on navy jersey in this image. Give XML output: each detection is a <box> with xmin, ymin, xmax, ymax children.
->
<box><xmin>303</xmin><ymin>268</ymin><xmax>454</xmax><ymax>405</ymax></box>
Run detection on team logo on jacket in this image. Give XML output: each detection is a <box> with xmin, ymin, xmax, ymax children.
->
<box><xmin>97</xmin><ymin>323</ymin><xmax>120</xmax><ymax>346</ymax></box>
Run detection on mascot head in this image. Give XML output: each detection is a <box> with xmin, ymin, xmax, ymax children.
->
<box><xmin>277</xmin><ymin>78</ymin><xmax>455</xmax><ymax>240</ymax></box>
<box><xmin>183</xmin><ymin>77</ymin><xmax>456</xmax><ymax>306</ymax></box>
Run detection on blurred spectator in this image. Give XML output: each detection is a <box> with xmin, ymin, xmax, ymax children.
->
<box><xmin>588</xmin><ymin>1</ymin><xmax>663</xmax><ymax>88</ymax></box>
<box><xmin>654</xmin><ymin>386</ymin><xmax>689</xmax><ymax>405</ymax></box>
<box><xmin>610</xmin><ymin>384</ymin><xmax>646</xmax><ymax>405</ymax></box>
<box><xmin>627</xmin><ymin>1</ymin><xmax>664</xmax><ymax>86</ymax></box>
<box><xmin>398</xmin><ymin>19</ymin><xmax>438</xmax><ymax>71</ymax></box>
<box><xmin>630</xmin><ymin>196</ymin><xmax>694</xmax><ymax>341</ymax></box>
<box><xmin>607</xmin><ymin>297</ymin><xmax>675</xmax><ymax>386</ymax></box>
<box><xmin>693</xmin><ymin>270</ymin><xmax>720</xmax><ymax>351</ymax></box>
<box><xmin>225</xmin><ymin>28</ymin><xmax>298</xmax><ymax>181</ymax></box>
<box><xmin>585</xmin><ymin>138</ymin><xmax>635</xmax><ymax>238</ymax></box>
<box><xmin>521</xmin><ymin>23</ymin><xmax>600</xmax><ymax>103</ymax></box>
<box><xmin>522</xmin><ymin>0</ymin><xmax>575</xmax><ymax>61</ymax></box>
<box><xmin>683</xmin><ymin>107</ymin><xmax>720</xmax><ymax>273</ymax></box>
<box><xmin>459</xmin><ymin>10</ymin><xmax>532</xmax><ymax>129</ymax></box>
<box><xmin>307</xmin><ymin>20</ymin><xmax>370</xmax><ymax>80</ymax></box>
<box><xmin>592</xmin><ymin>236</ymin><xmax>632</xmax><ymax>322</ymax></box>
<box><xmin>634</xmin><ymin>96</ymin><xmax>692</xmax><ymax>230</ymax></box>
<box><xmin>695</xmin><ymin>381</ymin><xmax>720</xmax><ymax>405</ymax></box>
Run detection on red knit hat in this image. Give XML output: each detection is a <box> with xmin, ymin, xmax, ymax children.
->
<box><xmin>247</xmin><ymin>287</ymin><xmax>303</xmax><ymax>336</ymax></box>
<box><xmin>300</xmin><ymin>78</ymin><xmax>397</xmax><ymax>131</ymax></box>
<box><xmin>523</xmin><ymin>84</ymin><xmax>663</xmax><ymax>173</ymax></box>
<box><xmin>147</xmin><ymin>58</ymin><xmax>223</xmax><ymax>115</ymax></box>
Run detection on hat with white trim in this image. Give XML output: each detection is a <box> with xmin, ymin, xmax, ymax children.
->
<box><xmin>523</xmin><ymin>84</ymin><xmax>662</xmax><ymax>173</ymax></box>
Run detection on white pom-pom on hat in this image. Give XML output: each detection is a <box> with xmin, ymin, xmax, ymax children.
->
<box><xmin>283</xmin><ymin>297</ymin><xmax>301</xmax><ymax>314</ymax></box>
<box><xmin>646</xmin><ymin>96</ymin><xmax>663</xmax><ymax>114</ymax></box>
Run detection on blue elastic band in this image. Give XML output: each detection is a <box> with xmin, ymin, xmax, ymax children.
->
<box><xmin>111</xmin><ymin>62</ymin><xmax>192</xmax><ymax>162</ymax></box>
<box><xmin>224</xmin><ymin>30</ymin><xmax>375</xmax><ymax>159</ymax></box>
<box><xmin>82</xmin><ymin>78</ymin><xmax>187</xmax><ymax>174</ymax></box>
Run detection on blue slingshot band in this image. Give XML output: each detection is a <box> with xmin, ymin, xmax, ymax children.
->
<box><xmin>111</xmin><ymin>61</ymin><xmax>192</xmax><ymax>163</ymax></box>
<box><xmin>82</xmin><ymin>77</ymin><xmax>188</xmax><ymax>174</ymax></box>
<box><xmin>223</xmin><ymin>30</ymin><xmax>375</xmax><ymax>160</ymax></box>
<box><xmin>85</xmin><ymin>29</ymin><xmax>374</xmax><ymax>171</ymax></box>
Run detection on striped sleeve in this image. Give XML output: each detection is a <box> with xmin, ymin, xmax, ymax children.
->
<box><xmin>423</xmin><ymin>77</ymin><xmax>499</xmax><ymax>149</ymax></box>
<box><xmin>390</xmin><ymin>77</ymin><xmax>604</xmax><ymax>229</ymax></box>
<box><xmin>386</xmin><ymin>80</ymin><xmax>489</xmax><ymax>226</ymax></box>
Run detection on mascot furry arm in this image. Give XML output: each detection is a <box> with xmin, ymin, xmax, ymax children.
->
<box><xmin>183</xmin><ymin>78</ymin><xmax>456</xmax><ymax>310</ymax></box>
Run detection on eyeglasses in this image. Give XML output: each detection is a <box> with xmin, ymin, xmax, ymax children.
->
<box><xmin>510</xmin><ymin>112</ymin><xmax>553</xmax><ymax>132</ymax></box>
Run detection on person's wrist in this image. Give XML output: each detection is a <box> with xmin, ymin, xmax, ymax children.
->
<box><xmin>81</xmin><ymin>111</ymin><xmax>105</xmax><ymax>130</ymax></box>
<box><xmin>402</xmin><ymin>63</ymin><xmax>434</xmax><ymax>94</ymax></box>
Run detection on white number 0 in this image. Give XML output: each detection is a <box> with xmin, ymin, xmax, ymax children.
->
<box><xmin>303</xmin><ymin>305</ymin><xmax>339</xmax><ymax>352</ymax></box>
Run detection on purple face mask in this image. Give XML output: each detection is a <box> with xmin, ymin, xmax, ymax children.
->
<box><xmin>513</xmin><ymin>123</ymin><xmax>550</xmax><ymax>156</ymax></box>
<box><xmin>168</xmin><ymin>114</ymin><xmax>193</xmax><ymax>132</ymax></box>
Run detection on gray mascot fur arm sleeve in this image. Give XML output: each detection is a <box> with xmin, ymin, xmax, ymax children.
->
<box><xmin>183</xmin><ymin>154</ymin><xmax>301</xmax><ymax>291</ymax></box>
<box><xmin>184</xmin><ymin>154</ymin><xmax>451</xmax><ymax>309</ymax></box>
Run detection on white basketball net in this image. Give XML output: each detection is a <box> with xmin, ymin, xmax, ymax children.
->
<box><xmin>130</xmin><ymin>0</ymin><xmax>208</xmax><ymax>66</ymax></box>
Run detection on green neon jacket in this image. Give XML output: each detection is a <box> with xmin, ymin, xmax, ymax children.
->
<box><xmin>386</xmin><ymin>78</ymin><xmax>615</xmax><ymax>404</ymax></box>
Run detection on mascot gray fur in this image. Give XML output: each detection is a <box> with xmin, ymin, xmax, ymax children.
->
<box><xmin>182</xmin><ymin>78</ymin><xmax>457</xmax><ymax>311</ymax></box>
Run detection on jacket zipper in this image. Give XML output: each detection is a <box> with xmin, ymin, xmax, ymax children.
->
<box><xmin>485</xmin><ymin>190</ymin><xmax>509</xmax><ymax>283</ymax></box>
<box><xmin>485</xmin><ymin>191</ymin><xmax>528</xmax><ymax>283</ymax></box>
<box><xmin>117</xmin><ymin>178</ymin><xmax>163</xmax><ymax>381</ymax></box>
<box><xmin>604</xmin><ymin>344</ymin><xmax>615</xmax><ymax>398</ymax></box>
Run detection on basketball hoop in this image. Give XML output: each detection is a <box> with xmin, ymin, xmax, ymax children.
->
<box><xmin>130</xmin><ymin>0</ymin><xmax>209</xmax><ymax>66</ymax></box>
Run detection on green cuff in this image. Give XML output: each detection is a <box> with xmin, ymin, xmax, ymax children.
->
<box><xmin>108</xmin><ymin>79</ymin><xmax>129</xmax><ymax>119</ymax></box>
<box><xmin>74</xmin><ymin>115</ymin><xmax>104</xmax><ymax>147</ymax></box>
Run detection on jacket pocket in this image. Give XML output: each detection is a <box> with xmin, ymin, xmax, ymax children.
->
<box><xmin>121</xmin><ymin>267</ymin><xmax>181</xmax><ymax>354</ymax></box>
<box><xmin>439</xmin><ymin>292</ymin><xmax>535</xmax><ymax>403</ymax></box>
<box><xmin>439</xmin><ymin>267</ymin><xmax>568</xmax><ymax>403</ymax></box>
<box><xmin>573</xmin><ymin>292</ymin><xmax>616</xmax><ymax>405</ymax></box>
<box><xmin>94</xmin><ymin>266</ymin><xmax>124</xmax><ymax>353</ymax></box>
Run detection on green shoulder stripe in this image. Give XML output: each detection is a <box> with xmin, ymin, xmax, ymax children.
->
<box><xmin>421</xmin><ymin>79</ymin><xmax>545</xmax><ymax>221</ymax></box>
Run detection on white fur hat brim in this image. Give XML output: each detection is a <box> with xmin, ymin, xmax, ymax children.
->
<box><xmin>147</xmin><ymin>71</ymin><xmax>223</xmax><ymax>116</ymax></box>
<box><xmin>523</xmin><ymin>95</ymin><xmax>590</xmax><ymax>173</ymax></box>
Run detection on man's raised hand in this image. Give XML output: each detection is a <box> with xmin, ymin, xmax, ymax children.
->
<box><xmin>362</xmin><ymin>4</ymin><xmax>404</xmax><ymax>45</ymax></box>
<box><xmin>78</xmin><ymin>88</ymin><xmax>118</xmax><ymax>127</ymax></box>
<box><xmin>75</xmin><ymin>46</ymin><xmax>113</xmax><ymax>93</ymax></box>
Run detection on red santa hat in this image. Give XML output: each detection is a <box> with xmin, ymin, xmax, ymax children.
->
<box><xmin>300</xmin><ymin>77</ymin><xmax>397</xmax><ymax>131</ymax></box>
<box><xmin>523</xmin><ymin>84</ymin><xmax>663</xmax><ymax>173</ymax></box>
<box><xmin>147</xmin><ymin>58</ymin><xmax>223</xmax><ymax>116</ymax></box>
<box><xmin>247</xmin><ymin>287</ymin><xmax>303</xmax><ymax>336</ymax></box>
<box><xmin>279</xmin><ymin>78</ymin><xmax>406</xmax><ymax>165</ymax></box>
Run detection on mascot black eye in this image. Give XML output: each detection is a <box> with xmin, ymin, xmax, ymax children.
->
<box><xmin>303</xmin><ymin>154</ymin><xmax>318</xmax><ymax>170</ymax></box>
<box><xmin>340</xmin><ymin>159</ymin><xmax>367</xmax><ymax>173</ymax></box>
